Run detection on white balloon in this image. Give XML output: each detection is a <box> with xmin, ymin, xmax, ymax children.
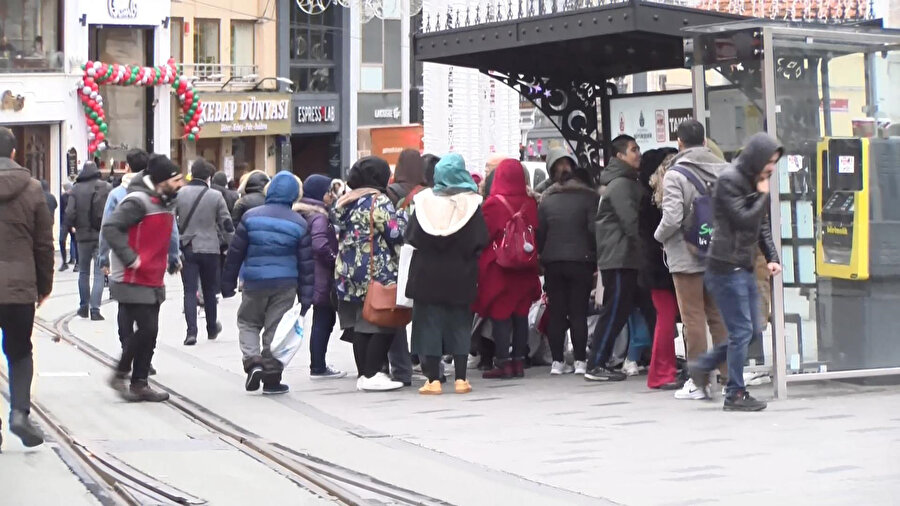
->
<box><xmin>87</xmin><ymin>68</ymin><xmax>96</xmax><ymax>77</ymax></box>
<box><xmin>82</xmin><ymin>86</ymin><xmax>92</xmax><ymax>95</ymax></box>
<box><xmin>191</xmin><ymin>127</ymin><xmax>199</xmax><ymax>133</ymax></box>
<box><xmin>88</xmin><ymin>132</ymin><xmax>96</xmax><ymax>140</ymax></box>
<box><xmin>90</xmin><ymin>92</ymin><xmax>98</xmax><ymax>99</ymax></box>
<box><xmin>93</xmin><ymin>61</ymin><xmax>102</xmax><ymax>69</ymax></box>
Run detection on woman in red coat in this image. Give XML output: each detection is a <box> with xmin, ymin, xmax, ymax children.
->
<box><xmin>473</xmin><ymin>159</ymin><xmax>541</xmax><ymax>379</ymax></box>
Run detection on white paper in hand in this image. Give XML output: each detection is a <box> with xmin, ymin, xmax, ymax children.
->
<box><xmin>396</xmin><ymin>244</ymin><xmax>415</xmax><ymax>308</ymax></box>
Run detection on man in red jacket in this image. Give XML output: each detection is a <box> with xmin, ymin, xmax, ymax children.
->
<box><xmin>103</xmin><ymin>154</ymin><xmax>184</xmax><ymax>402</ymax></box>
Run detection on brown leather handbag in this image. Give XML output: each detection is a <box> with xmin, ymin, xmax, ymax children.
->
<box><xmin>361</xmin><ymin>198</ymin><xmax>412</xmax><ymax>328</ymax></box>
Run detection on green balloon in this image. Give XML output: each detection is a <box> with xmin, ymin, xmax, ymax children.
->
<box><xmin>100</xmin><ymin>124</ymin><xmax>108</xmax><ymax>133</ymax></box>
<box><xmin>90</xmin><ymin>112</ymin><xmax>98</xmax><ymax>120</ymax></box>
<box><xmin>187</xmin><ymin>134</ymin><xmax>196</xmax><ymax>141</ymax></box>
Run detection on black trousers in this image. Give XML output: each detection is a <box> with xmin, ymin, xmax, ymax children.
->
<box><xmin>352</xmin><ymin>332</ymin><xmax>394</xmax><ymax>379</ymax></box>
<box><xmin>587</xmin><ymin>269</ymin><xmax>656</xmax><ymax>369</ymax></box>
<box><xmin>1</xmin><ymin>304</ymin><xmax>36</xmax><ymax>412</ymax></box>
<box><xmin>544</xmin><ymin>261</ymin><xmax>594</xmax><ymax>362</ymax></box>
<box><xmin>181</xmin><ymin>247</ymin><xmax>220</xmax><ymax>336</ymax></box>
<box><xmin>116</xmin><ymin>302</ymin><xmax>160</xmax><ymax>384</ymax></box>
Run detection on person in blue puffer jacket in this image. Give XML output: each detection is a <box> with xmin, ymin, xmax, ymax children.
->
<box><xmin>222</xmin><ymin>171</ymin><xmax>314</xmax><ymax>395</ymax></box>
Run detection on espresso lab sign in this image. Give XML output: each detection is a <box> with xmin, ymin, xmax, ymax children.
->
<box><xmin>183</xmin><ymin>93</ymin><xmax>291</xmax><ymax>138</ymax></box>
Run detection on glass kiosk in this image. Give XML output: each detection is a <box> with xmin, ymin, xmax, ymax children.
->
<box><xmin>686</xmin><ymin>22</ymin><xmax>900</xmax><ymax>398</ymax></box>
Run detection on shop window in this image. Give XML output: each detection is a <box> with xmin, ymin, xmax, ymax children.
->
<box><xmin>194</xmin><ymin>19</ymin><xmax>220</xmax><ymax>79</ymax></box>
<box><xmin>359</xmin><ymin>18</ymin><xmax>401</xmax><ymax>91</ymax></box>
<box><xmin>231</xmin><ymin>21</ymin><xmax>255</xmax><ymax>77</ymax></box>
<box><xmin>290</xmin><ymin>2</ymin><xmax>337</xmax><ymax>93</ymax></box>
<box><xmin>170</xmin><ymin>18</ymin><xmax>183</xmax><ymax>63</ymax></box>
<box><xmin>0</xmin><ymin>0</ymin><xmax>63</xmax><ymax>73</ymax></box>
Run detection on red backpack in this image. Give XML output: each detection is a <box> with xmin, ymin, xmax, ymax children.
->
<box><xmin>493</xmin><ymin>195</ymin><xmax>537</xmax><ymax>269</ymax></box>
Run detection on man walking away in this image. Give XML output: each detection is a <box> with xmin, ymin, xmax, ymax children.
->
<box><xmin>654</xmin><ymin>120</ymin><xmax>730</xmax><ymax>400</ymax></box>
<box><xmin>59</xmin><ymin>183</ymin><xmax>78</xmax><ymax>271</ymax></box>
<box><xmin>64</xmin><ymin>161</ymin><xmax>112</xmax><ymax>320</ymax></box>
<box><xmin>222</xmin><ymin>171</ymin><xmax>314</xmax><ymax>395</ymax></box>
<box><xmin>689</xmin><ymin>133</ymin><xmax>782</xmax><ymax>412</ymax></box>
<box><xmin>212</xmin><ymin>171</ymin><xmax>239</xmax><ymax>215</ymax></box>
<box><xmin>0</xmin><ymin>126</ymin><xmax>54</xmax><ymax>447</ymax></box>
<box><xmin>176</xmin><ymin>159</ymin><xmax>234</xmax><ymax>345</ymax></box>
<box><xmin>585</xmin><ymin>135</ymin><xmax>655</xmax><ymax>382</ymax></box>
<box><xmin>40</xmin><ymin>179</ymin><xmax>57</xmax><ymax>222</ymax></box>
<box><xmin>104</xmin><ymin>155</ymin><xmax>184</xmax><ymax>402</ymax></box>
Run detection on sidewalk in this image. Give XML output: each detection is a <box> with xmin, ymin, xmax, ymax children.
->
<box><xmin>24</xmin><ymin>266</ymin><xmax>900</xmax><ymax>504</ymax></box>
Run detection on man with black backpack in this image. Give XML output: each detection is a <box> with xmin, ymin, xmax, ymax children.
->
<box><xmin>654</xmin><ymin>120</ymin><xmax>731</xmax><ymax>400</ymax></box>
<box><xmin>176</xmin><ymin>159</ymin><xmax>234</xmax><ymax>346</ymax></box>
<box><xmin>64</xmin><ymin>161</ymin><xmax>111</xmax><ymax>320</ymax></box>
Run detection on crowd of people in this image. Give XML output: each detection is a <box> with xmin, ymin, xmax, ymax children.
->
<box><xmin>0</xmin><ymin>119</ymin><xmax>784</xmax><ymax>447</ymax></box>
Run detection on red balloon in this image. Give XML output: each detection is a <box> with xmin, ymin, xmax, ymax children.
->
<box><xmin>97</xmin><ymin>133</ymin><xmax>105</xmax><ymax>142</ymax></box>
<box><xmin>91</xmin><ymin>124</ymin><xmax>99</xmax><ymax>133</ymax></box>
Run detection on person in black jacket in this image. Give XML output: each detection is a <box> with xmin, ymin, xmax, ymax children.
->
<box><xmin>64</xmin><ymin>162</ymin><xmax>111</xmax><ymax>320</ymax></box>
<box><xmin>689</xmin><ymin>133</ymin><xmax>782</xmax><ymax>412</ymax></box>
<box><xmin>211</xmin><ymin>171</ymin><xmax>239</xmax><ymax>214</ymax></box>
<box><xmin>406</xmin><ymin>153</ymin><xmax>488</xmax><ymax>395</ymax></box>
<box><xmin>232</xmin><ymin>170</ymin><xmax>269</xmax><ymax>224</ymax></box>
<box><xmin>58</xmin><ymin>183</ymin><xmax>78</xmax><ymax>271</ymax></box>
<box><xmin>537</xmin><ymin>167</ymin><xmax>599</xmax><ymax>376</ymax></box>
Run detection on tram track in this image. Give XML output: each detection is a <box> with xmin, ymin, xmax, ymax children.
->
<box><xmin>27</xmin><ymin>313</ymin><xmax>451</xmax><ymax>506</ymax></box>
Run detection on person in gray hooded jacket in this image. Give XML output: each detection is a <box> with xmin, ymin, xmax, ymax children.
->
<box><xmin>534</xmin><ymin>147</ymin><xmax>576</xmax><ymax>194</ymax></box>
<box><xmin>654</xmin><ymin>120</ymin><xmax>730</xmax><ymax>400</ymax></box>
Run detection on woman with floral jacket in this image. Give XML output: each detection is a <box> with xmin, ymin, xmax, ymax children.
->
<box><xmin>333</xmin><ymin>157</ymin><xmax>408</xmax><ymax>392</ymax></box>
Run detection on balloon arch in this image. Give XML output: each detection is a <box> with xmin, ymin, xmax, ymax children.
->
<box><xmin>77</xmin><ymin>58</ymin><xmax>204</xmax><ymax>156</ymax></box>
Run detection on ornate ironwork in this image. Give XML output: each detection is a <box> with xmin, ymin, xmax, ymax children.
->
<box><xmin>486</xmin><ymin>70</ymin><xmax>604</xmax><ymax>174</ymax></box>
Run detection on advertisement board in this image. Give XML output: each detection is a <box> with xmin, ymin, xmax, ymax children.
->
<box><xmin>609</xmin><ymin>91</ymin><xmax>693</xmax><ymax>151</ymax></box>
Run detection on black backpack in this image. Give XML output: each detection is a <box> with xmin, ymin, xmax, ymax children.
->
<box><xmin>670</xmin><ymin>166</ymin><xmax>715</xmax><ymax>257</ymax></box>
<box><xmin>89</xmin><ymin>182</ymin><xmax>112</xmax><ymax>231</ymax></box>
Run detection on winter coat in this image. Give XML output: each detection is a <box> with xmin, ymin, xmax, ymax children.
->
<box><xmin>175</xmin><ymin>180</ymin><xmax>234</xmax><ymax>254</ymax></box>
<box><xmin>40</xmin><ymin>180</ymin><xmax>57</xmax><ymax>222</ymax></box>
<box><xmin>211</xmin><ymin>172</ymin><xmax>239</xmax><ymax>213</ymax></box>
<box><xmin>59</xmin><ymin>192</ymin><xmax>69</xmax><ymax>227</ymax></box>
<box><xmin>472</xmin><ymin>160</ymin><xmax>541</xmax><ymax>320</ymax></box>
<box><xmin>222</xmin><ymin>172</ymin><xmax>314</xmax><ymax>305</ymax></box>
<box><xmin>0</xmin><ymin>158</ymin><xmax>54</xmax><ymax>304</ymax></box>
<box><xmin>639</xmin><ymin>190</ymin><xmax>674</xmax><ymax>290</ymax></box>
<box><xmin>386</xmin><ymin>149</ymin><xmax>425</xmax><ymax>207</ymax></box>
<box><xmin>232</xmin><ymin>172</ymin><xmax>269</xmax><ymax>223</ymax></box>
<box><xmin>333</xmin><ymin>188</ymin><xmax>407</xmax><ymax>303</ymax></box>
<box><xmin>654</xmin><ymin>147</ymin><xmax>729</xmax><ymax>274</ymax></box>
<box><xmin>537</xmin><ymin>179</ymin><xmax>599</xmax><ymax>264</ymax></box>
<box><xmin>103</xmin><ymin>175</ymin><xmax>178</xmax><ymax>305</ymax></box>
<box><xmin>294</xmin><ymin>197</ymin><xmax>338</xmax><ymax>307</ymax></box>
<box><xmin>595</xmin><ymin>158</ymin><xmax>645</xmax><ymax>271</ymax></box>
<box><xmin>708</xmin><ymin>133</ymin><xmax>781</xmax><ymax>272</ymax></box>
<box><xmin>405</xmin><ymin>189</ymin><xmax>489</xmax><ymax>305</ymax></box>
<box><xmin>99</xmin><ymin>171</ymin><xmax>180</xmax><ymax>266</ymax></box>
<box><xmin>64</xmin><ymin>162</ymin><xmax>112</xmax><ymax>243</ymax></box>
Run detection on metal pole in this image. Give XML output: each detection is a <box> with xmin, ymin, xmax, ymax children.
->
<box><xmin>763</xmin><ymin>27</ymin><xmax>789</xmax><ymax>400</ymax></box>
<box><xmin>821</xmin><ymin>57</ymin><xmax>832</xmax><ymax>136</ymax></box>
<box><xmin>691</xmin><ymin>64</ymin><xmax>707</xmax><ymax>132</ymax></box>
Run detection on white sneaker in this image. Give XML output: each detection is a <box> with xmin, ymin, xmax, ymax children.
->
<box><xmin>356</xmin><ymin>376</ymin><xmax>364</xmax><ymax>391</ymax></box>
<box><xmin>467</xmin><ymin>354</ymin><xmax>480</xmax><ymax>370</ymax></box>
<box><xmin>550</xmin><ymin>361</ymin><xmax>575</xmax><ymax>375</ymax></box>
<box><xmin>674</xmin><ymin>378</ymin><xmax>710</xmax><ymax>400</ymax></box>
<box><xmin>622</xmin><ymin>359</ymin><xmax>640</xmax><ymax>377</ymax></box>
<box><xmin>358</xmin><ymin>372</ymin><xmax>404</xmax><ymax>392</ymax></box>
<box><xmin>574</xmin><ymin>361</ymin><xmax>587</xmax><ymax>375</ymax></box>
<box><xmin>743</xmin><ymin>371</ymin><xmax>772</xmax><ymax>386</ymax></box>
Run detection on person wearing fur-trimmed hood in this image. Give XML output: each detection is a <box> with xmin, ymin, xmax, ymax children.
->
<box><xmin>405</xmin><ymin>153</ymin><xmax>489</xmax><ymax>395</ymax></box>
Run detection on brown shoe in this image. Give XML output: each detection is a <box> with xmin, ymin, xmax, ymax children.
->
<box><xmin>418</xmin><ymin>380</ymin><xmax>442</xmax><ymax>395</ymax></box>
<box><xmin>123</xmin><ymin>382</ymin><xmax>169</xmax><ymax>402</ymax></box>
<box><xmin>482</xmin><ymin>360</ymin><xmax>513</xmax><ymax>379</ymax></box>
<box><xmin>454</xmin><ymin>379</ymin><xmax>472</xmax><ymax>394</ymax></box>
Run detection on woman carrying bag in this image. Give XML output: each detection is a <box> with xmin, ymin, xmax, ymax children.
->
<box><xmin>334</xmin><ymin>157</ymin><xmax>409</xmax><ymax>392</ymax></box>
<box><xmin>405</xmin><ymin>154</ymin><xmax>489</xmax><ymax>395</ymax></box>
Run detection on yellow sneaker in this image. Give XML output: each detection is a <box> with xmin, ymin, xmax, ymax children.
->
<box><xmin>454</xmin><ymin>379</ymin><xmax>472</xmax><ymax>394</ymax></box>
<box><xmin>418</xmin><ymin>380</ymin><xmax>442</xmax><ymax>395</ymax></box>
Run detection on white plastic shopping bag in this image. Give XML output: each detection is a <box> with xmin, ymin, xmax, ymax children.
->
<box><xmin>396</xmin><ymin>244</ymin><xmax>415</xmax><ymax>308</ymax></box>
<box><xmin>270</xmin><ymin>303</ymin><xmax>305</xmax><ymax>367</ymax></box>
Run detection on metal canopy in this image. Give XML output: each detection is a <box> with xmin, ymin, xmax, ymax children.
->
<box><xmin>414</xmin><ymin>1</ymin><xmax>744</xmax><ymax>80</ymax></box>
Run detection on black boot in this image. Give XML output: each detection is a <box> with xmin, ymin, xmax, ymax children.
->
<box><xmin>724</xmin><ymin>390</ymin><xmax>768</xmax><ymax>412</ymax></box>
<box><xmin>10</xmin><ymin>410</ymin><xmax>43</xmax><ymax>447</ymax></box>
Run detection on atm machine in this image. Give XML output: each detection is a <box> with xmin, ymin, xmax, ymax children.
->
<box><xmin>815</xmin><ymin>137</ymin><xmax>900</xmax><ymax>370</ymax></box>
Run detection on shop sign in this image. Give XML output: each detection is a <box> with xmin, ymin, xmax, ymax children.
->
<box><xmin>66</xmin><ymin>148</ymin><xmax>79</xmax><ymax>180</ymax></box>
<box><xmin>175</xmin><ymin>93</ymin><xmax>291</xmax><ymax>139</ymax></box>
<box><xmin>358</xmin><ymin>92</ymin><xmax>403</xmax><ymax>127</ymax></box>
<box><xmin>667</xmin><ymin>108</ymin><xmax>694</xmax><ymax>141</ymax></box>
<box><xmin>609</xmin><ymin>91</ymin><xmax>692</xmax><ymax>151</ymax></box>
<box><xmin>296</xmin><ymin>105</ymin><xmax>335</xmax><ymax>124</ymax></box>
<box><xmin>374</xmin><ymin>107</ymin><xmax>401</xmax><ymax>120</ymax></box>
<box><xmin>108</xmin><ymin>0</ymin><xmax>138</xmax><ymax>19</ymax></box>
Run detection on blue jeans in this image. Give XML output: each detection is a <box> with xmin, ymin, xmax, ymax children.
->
<box><xmin>693</xmin><ymin>269</ymin><xmax>762</xmax><ymax>398</ymax></box>
<box><xmin>310</xmin><ymin>305</ymin><xmax>336</xmax><ymax>373</ymax></box>
<box><xmin>77</xmin><ymin>241</ymin><xmax>104</xmax><ymax>312</ymax></box>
